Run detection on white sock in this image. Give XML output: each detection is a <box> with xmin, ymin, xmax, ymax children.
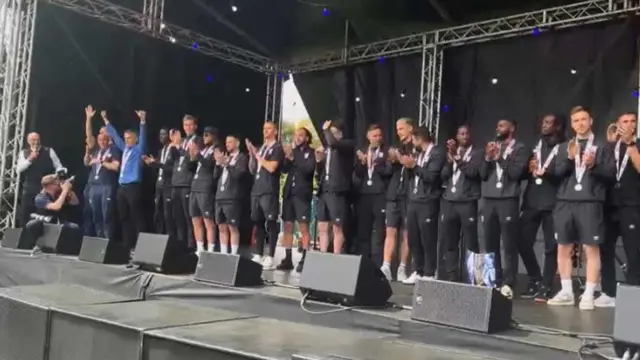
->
<box><xmin>196</xmin><ymin>242</ymin><xmax>204</xmax><ymax>252</ymax></box>
<box><xmin>382</xmin><ymin>261</ymin><xmax>391</xmax><ymax>268</ymax></box>
<box><xmin>220</xmin><ymin>244</ymin><xmax>228</xmax><ymax>254</ymax></box>
<box><xmin>208</xmin><ymin>245</ymin><xmax>215</xmax><ymax>253</ymax></box>
<box><xmin>231</xmin><ymin>244</ymin><xmax>239</xmax><ymax>255</ymax></box>
<box><xmin>561</xmin><ymin>279</ymin><xmax>573</xmax><ymax>294</ymax></box>
<box><xmin>583</xmin><ymin>282</ymin><xmax>597</xmax><ymax>298</ymax></box>
<box><xmin>399</xmin><ymin>263</ymin><xmax>406</xmax><ymax>268</ymax></box>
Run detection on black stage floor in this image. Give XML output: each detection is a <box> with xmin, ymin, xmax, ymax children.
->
<box><xmin>0</xmin><ymin>248</ymin><xmax>616</xmax><ymax>360</ymax></box>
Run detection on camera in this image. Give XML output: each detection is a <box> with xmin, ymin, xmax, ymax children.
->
<box><xmin>55</xmin><ymin>168</ymin><xmax>73</xmax><ymax>182</ymax></box>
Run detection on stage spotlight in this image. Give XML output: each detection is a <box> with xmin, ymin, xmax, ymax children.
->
<box><xmin>169</xmin><ymin>36</ymin><xmax>176</xmax><ymax>43</ymax></box>
<box><xmin>355</xmin><ymin>97</ymin><xmax>361</xmax><ymax>102</ymax></box>
<box><xmin>442</xmin><ymin>105</ymin><xmax>450</xmax><ymax>113</ymax></box>
<box><xmin>322</xmin><ymin>7</ymin><xmax>330</xmax><ymax>16</ymax></box>
<box><xmin>192</xmin><ymin>42</ymin><xmax>199</xmax><ymax>50</ymax></box>
<box><xmin>206</xmin><ymin>75</ymin><xmax>213</xmax><ymax>83</ymax></box>
<box><xmin>633</xmin><ymin>89</ymin><xmax>639</xmax><ymax>98</ymax></box>
<box><xmin>491</xmin><ymin>78</ymin><xmax>498</xmax><ymax>84</ymax></box>
<box><xmin>231</xmin><ymin>5</ymin><xmax>238</xmax><ymax>12</ymax></box>
<box><xmin>570</xmin><ymin>69</ymin><xmax>577</xmax><ymax>74</ymax></box>
<box><xmin>379</xmin><ymin>56</ymin><xmax>385</xmax><ymax>63</ymax></box>
<box><xmin>245</xmin><ymin>88</ymin><xmax>251</xmax><ymax>92</ymax></box>
<box><xmin>532</xmin><ymin>27</ymin><xmax>540</xmax><ymax>36</ymax></box>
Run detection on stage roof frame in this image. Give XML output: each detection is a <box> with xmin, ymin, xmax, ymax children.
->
<box><xmin>286</xmin><ymin>0</ymin><xmax>640</xmax><ymax>73</ymax></box>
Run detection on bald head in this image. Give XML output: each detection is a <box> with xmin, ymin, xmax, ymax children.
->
<box><xmin>27</xmin><ymin>132</ymin><xmax>41</xmax><ymax>150</ymax></box>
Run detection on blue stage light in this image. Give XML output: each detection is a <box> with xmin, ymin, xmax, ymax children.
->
<box><xmin>206</xmin><ymin>74</ymin><xmax>213</xmax><ymax>83</ymax></box>
<box><xmin>192</xmin><ymin>42</ymin><xmax>199</xmax><ymax>50</ymax></box>
<box><xmin>322</xmin><ymin>7</ymin><xmax>330</xmax><ymax>16</ymax></box>
<box><xmin>379</xmin><ymin>56</ymin><xmax>385</xmax><ymax>63</ymax></box>
<box><xmin>442</xmin><ymin>105</ymin><xmax>450</xmax><ymax>113</ymax></box>
<box><xmin>532</xmin><ymin>27</ymin><xmax>540</xmax><ymax>36</ymax></box>
<box><xmin>633</xmin><ymin>89</ymin><xmax>639</xmax><ymax>98</ymax></box>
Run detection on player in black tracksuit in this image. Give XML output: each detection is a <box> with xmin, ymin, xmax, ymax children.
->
<box><xmin>479</xmin><ymin>119</ymin><xmax>528</xmax><ymax>298</ymax></box>
<box><xmin>439</xmin><ymin>125</ymin><xmax>483</xmax><ymax>282</ymax></box>
<box><xmin>404</xmin><ymin>127</ymin><xmax>445</xmax><ymax>284</ymax></box>
<box><xmin>277</xmin><ymin>128</ymin><xmax>316</xmax><ymax>272</ymax></box>
<box><xmin>519</xmin><ymin>114</ymin><xmax>565</xmax><ymax>301</ymax></box>
<box><xmin>597</xmin><ymin>113</ymin><xmax>640</xmax><ymax>308</ymax></box>
<box><xmin>316</xmin><ymin>120</ymin><xmax>355</xmax><ymax>254</ymax></box>
<box><xmin>189</xmin><ymin>126</ymin><xmax>219</xmax><ymax>256</ymax></box>
<box><xmin>145</xmin><ymin>128</ymin><xmax>178</xmax><ymax>241</ymax></box>
<box><xmin>214</xmin><ymin>135</ymin><xmax>249</xmax><ymax>256</ymax></box>
<box><xmin>548</xmin><ymin>106</ymin><xmax>614</xmax><ymax>311</ymax></box>
<box><xmin>380</xmin><ymin>118</ymin><xmax>414</xmax><ymax>282</ymax></box>
<box><xmin>354</xmin><ymin>124</ymin><xmax>393</xmax><ymax>268</ymax></box>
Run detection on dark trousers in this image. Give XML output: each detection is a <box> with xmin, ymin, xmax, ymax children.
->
<box><xmin>171</xmin><ymin>187</ymin><xmax>192</xmax><ymax>248</ymax></box>
<box><xmin>482</xmin><ymin>198</ymin><xmax>520</xmax><ymax>288</ymax></box>
<box><xmin>601</xmin><ymin>206</ymin><xmax>640</xmax><ymax>296</ymax></box>
<box><xmin>154</xmin><ymin>187</ymin><xmax>175</xmax><ymax>240</ymax></box>
<box><xmin>407</xmin><ymin>200</ymin><xmax>439</xmax><ymax>277</ymax></box>
<box><xmin>19</xmin><ymin>190</ymin><xmax>39</xmax><ymax>227</ymax></box>
<box><xmin>116</xmin><ymin>183</ymin><xmax>143</xmax><ymax>250</ymax></box>
<box><xmin>518</xmin><ymin>208</ymin><xmax>557</xmax><ymax>288</ymax></box>
<box><xmin>82</xmin><ymin>187</ymin><xmax>95</xmax><ymax>237</ymax></box>
<box><xmin>88</xmin><ymin>185</ymin><xmax>115</xmax><ymax>239</ymax></box>
<box><xmin>439</xmin><ymin>200</ymin><xmax>479</xmax><ymax>281</ymax></box>
<box><xmin>356</xmin><ymin>194</ymin><xmax>386</xmax><ymax>267</ymax></box>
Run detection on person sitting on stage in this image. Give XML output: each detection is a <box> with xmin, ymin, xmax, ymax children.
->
<box><xmin>28</xmin><ymin>174</ymin><xmax>80</xmax><ymax>255</ymax></box>
<box><xmin>214</xmin><ymin>135</ymin><xmax>249</xmax><ymax>255</ymax></box>
<box><xmin>548</xmin><ymin>106</ymin><xmax>615</xmax><ymax>310</ymax></box>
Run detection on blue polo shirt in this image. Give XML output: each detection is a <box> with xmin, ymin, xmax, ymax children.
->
<box><xmin>106</xmin><ymin>123</ymin><xmax>146</xmax><ymax>185</ymax></box>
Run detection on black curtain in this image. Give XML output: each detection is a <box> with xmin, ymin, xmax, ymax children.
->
<box><xmin>30</xmin><ymin>4</ymin><xmax>267</xmax><ymax>228</ymax></box>
<box><xmin>440</xmin><ymin>19</ymin><xmax>640</xmax><ymax>148</ymax></box>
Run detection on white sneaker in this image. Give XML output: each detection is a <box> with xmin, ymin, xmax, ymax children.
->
<box><xmin>402</xmin><ymin>272</ymin><xmax>418</xmax><ymax>285</ymax></box>
<box><xmin>252</xmin><ymin>255</ymin><xmax>262</xmax><ymax>263</ymax></box>
<box><xmin>196</xmin><ymin>250</ymin><xmax>204</xmax><ymax>258</ymax></box>
<box><xmin>396</xmin><ymin>266</ymin><xmax>408</xmax><ymax>282</ymax></box>
<box><xmin>579</xmin><ymin>296</ymin><xmax>595</xmax><ymax>311</ymax></box>
<box><xmin>380</xmin><ymin>265</ymin><xmax>392</xmax><ymax>281</ymax></box>
<box><xmin>594</xmin><ymin>293</ymin><xmax>615</xmax><ymax>308</ymax></box>
<box><xmin>547</xmin><ymin>291</ymin><xmax>575</xmax><ymax>306</ymax></box>
<box><xmin>262</xmin><ymin>256</ymin><xmax>275</xmax><ymax>270</ymax></box>
<box><xmin>420</xmin><ymin>276</ymin><xmax>435</xmax><ymax>281</ymax></box>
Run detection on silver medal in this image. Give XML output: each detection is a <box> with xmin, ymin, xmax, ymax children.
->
<box><xmin>256</xmin><ymin>174</ymin><xmax>260</xmax><ymax>180</ymax></box>
<box><xmin>292</xmin><ymin>182</ymin><xmax>296</xmax><ymax>187</ymax></box>
<box><xmin>194</xmin><ymin>174</ymin><xmax>198</xmax><ymax>180</ymax></box>
<box><xmin>535</xmin><ymin>178</ymin><xmax>542</xmax><ymax>185</ymax></box>
<box><xmin>366</xmin><ymin>180</ymin><xmax>372</xmax><ymax>186</ymax></box>
<box><xmin>220</xmin><ymin>186</ymin><xmax>225</xmax><ymax>192</ymax></box>
<box><xmin>158</xmin><ymin>176</ymin><xmax>163</xmax><ymax>182</ymax></box>
<box><xmin>94</xmin><ymin>175</ymin><xmax>99</xmax><ymax>180</ymax></box>
<box><xmin>496</xmin><ymin>182</ymin><xmax>503</xmax><ymax>189</ymax></box>
<box><xmin>177</xmin><ymin>167</ymin><xmax>182</xmax><ymax>172</ymax></box>
<box><xmin>413</xmin><ymin>188</ymin><xmax>418</xmax><ymax>194</ymax></box>
<box><xmin>615</xmin><ymin>182</ymin><xmax>621</xmax><ymax>189</ymax></box>
<box><xmin>451</xmin><ymin>187</ymin><xmax>457</xmax><ymax>193</ymax></box>
<box><xmin>325</xmin><ymin>175</ymin><xmax>329</xmax><ymax>181</ymax></box>
<box><xmin>574</xmin><ymin>184</ymin><xmax>583</xmax><ymax>191</ymax></box>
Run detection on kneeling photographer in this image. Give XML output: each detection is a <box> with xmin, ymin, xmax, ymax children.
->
<box><xmin>26</xmin><ymin>174</ymin><xmax>80</xmax><ymax>255</ymax></box>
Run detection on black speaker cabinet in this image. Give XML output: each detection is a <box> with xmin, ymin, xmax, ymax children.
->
<box><xmin>79</xmin><ymin>236</ymin><xmax>130</xmax><ymax>264</ymax></box>
<box><xmin>132</xmin><ymin>232</ymin><xmax>197</xmax><ymax>274</ymax></box>
<box><xmin>613</xmin><ymin>284</ymin><xmax>640</xmax><ymax>357</ymax></box>
<box><xmin>411</xmin><ymin>279</ymin><xmax>512</xmax><ymax>333</ymax></box>
<box><xmin>1</xmin><ymin>227</ymin><xmax>35</xmax><ymax>249</ymax></box>
<box><xmin>298</xmin><ymin>252</ymin><xmax>392</xmax><ymax>307</ymax></box>
<box><xmin>36</xmin><ymin>223</ymin><xmax>83</xmax><ymax>255</ymax></box>
<box><xmin>47</xmin><ymin>300</ymin><xmax>254</xmax><ymax>360</ymax></box>
<box><xmin>195</xmin><ymin>251</ymin><xmax>263</xmax><ymax>287</ymax></box>
<box><xmin>0</xmin><ymin>284</ymin><xmax>134</xmax><ymax>360</ymax></box>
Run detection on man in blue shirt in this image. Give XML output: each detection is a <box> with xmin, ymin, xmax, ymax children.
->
<box><xmin>83</xmin><ymin>133</ymin><xmax>121</xmax><ymax>239</ymax></box>
<box><xmin>104</xmin><ymin>109</ymin><xmax>147</xmax><ymax>252</ymax></box>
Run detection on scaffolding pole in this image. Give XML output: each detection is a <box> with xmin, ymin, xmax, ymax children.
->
<box><xmin>0</xmin><ymin>0</ymin><xmax>38</xmax><ymax>232</ymax></box>
<box><xmin>264</xmin><ymin>68</ymin><xmax>282</xmax><ymax>126</ymax></box>
<box><xmin>142</xmin><ymin>0</ymin><xmax>163</xmax><ymax>35</ymax></box>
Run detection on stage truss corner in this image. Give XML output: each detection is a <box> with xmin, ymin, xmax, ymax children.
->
<box><xmin>264</xmin><ymin>67</ymin><xmax>283</xmax><ymax>126</ymax></box>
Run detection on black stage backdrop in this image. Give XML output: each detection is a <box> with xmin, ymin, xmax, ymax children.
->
<box><xmin>295</xmin><ymin>55</ymin><xmax>421</xmax><ymax>147</ymax></box>
<box><xmin>440</xmin><ymin>19</ymin><xmax>640</xmax><ymax>148</ymax></box>
<box><xmin>29</xmin><ymin>5</ymin><xmax>267</xmax><ymax>228</ymax></box>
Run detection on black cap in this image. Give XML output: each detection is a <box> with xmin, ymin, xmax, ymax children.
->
<box><xmin>203</xmin><ymin>126</ymin><xmax>218</xmax><ymax>136</ymax></box>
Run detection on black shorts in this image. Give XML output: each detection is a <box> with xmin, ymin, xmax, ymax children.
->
<box><xmin>316</xmin><ymin>192</ymin><xmax>348</xmax><ymax>224</ymax></box>
<box><xmin>251</xmin><ymin>194</ymin><xmax>279</xmax><ymax>222</ymax></box>
<box><xmin>553</xmin><ymin>201</ymin><xmax>604</xmax><ymax>246</ymax></box>
<box><xmin>281</xmin><ymin>196</ymin><xmax>311</xmax><ymax>223</ymax></box>
<box><xmin>215</xmin><ymin>201</ymin><xmax>241</xmax><ymax>226</ymax></box>
<box><xmin>189</xmin><ymin>192</ymin><xmax>214</xmax><ymax>218</ymax></box>
<box><xmin>385</xmin><ymin>199</ymin><xmax>407</xmax><ymax>229</ymax></box>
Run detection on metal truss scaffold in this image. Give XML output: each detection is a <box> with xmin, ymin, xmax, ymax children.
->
<box><xmin>142</xmin><ymin>0</ymin><xmax>163</xmax><ymax>35</ymax></box>
<box><xmin>264</xmin><ymin>69</ymin><xmax>283</xmax><ymax>127</ymax></box>
<box><xmin>417</xmin><ymin>36</ymin><xmax>443</xmax><ymax>142</ymax></box>
<box><xmin>287</xmin><ymin>0</ymin><xmax>640</xmax><ymax>73</ymax></box>
<box><xmin>0</xmin><ymin>0</ymin><xmax>37</xmax><ymax>232</ymax></box>
<box><xmin>45</xmin><ymin>0</ymin><xmax>273</xmax><ymax>72</ymax></box>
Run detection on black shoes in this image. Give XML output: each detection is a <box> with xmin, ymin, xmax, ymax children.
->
<box><xmin>276</xmin><ymin>259</ymin><xmax>294</xmax><ymax>271</ymax></box>
<box><xmin>520</xmin><ymin>280</ymin><xmax>541</xmax><ymax>299</ymax></box>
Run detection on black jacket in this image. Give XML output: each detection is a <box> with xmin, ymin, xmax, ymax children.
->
<box><xmin>282</xmin><ymin>145</ymin><xmax>315</xmax><ymax>200</ymax></box>
<box><xmin>556</xmin><ymin>137</ymin><xmax>614</xmax><ymax>203</ymax></box>
<box><xmin>250</xmin><ymin>142</ymin><xmax>285</xmax><ymax>196</ymax></box>
<box><xmin>151</xmin><ymin>145</ymin><xmax>179</xmax><ymax>189</ymax></box>
<box><xmin>606</xmin><ymin>142</ymin><xmax>640</xmax><ymax>207</ymax></box>
<box><xmin>441</xmin><ymin>147</ymin><xmax>483</xmax><ymax>202</ymax></box>
<box><xmin>386</xmin><ymin>142</ymin><xmax>414</xmax><ymax>202</ymax></box>
<box><xmin>190</xmin><ymin>146</ymin><xmax>217</xmax><ymax>193</ymax></box>
<box><xmin>317</xmin><ymin>130</ymin><xmax>355</xmax><ymax>194</ymax></box>
<box><xmin>522</xmin><ymin>138</ymin><xmax>563</xmax><ymax>211</ymax></box>
<box><xmin>480</xmin><ymin>140</ymin><xmax>528</xmax><ymax>199</ymax></box>
<box><xmin>354</xmin><ymin>145</ymin><xmax>393</xmax><ymax>196</ymax></box>
<box><xmin>214</xmin><ymin>152</ymin><xmax>249</xmax><ymax>201</ymax></box>
<box><xmin>408</xmin><ymin>145</ymin><xmax>446</xmax><ymax>202</ymax></box>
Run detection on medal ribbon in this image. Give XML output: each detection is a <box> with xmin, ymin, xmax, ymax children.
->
<box><xmin>614</xmin><ymin>139</ymin><xmax>630</xmax><ymax>182</ymax></box>
<box><xmin>535</xmin><ymin>140</ymin><xmax>559</xmax><ymax>172</ymax></box>
<box><xmin>95</xmin><ymin>148</ymin><xmax>111</xmax><ymax>176</ymax></box>
<box><xmin>195</xmin><ymin>146</ymin><xmax>214</xmax><ymax>175</ymax></box>
<box><xmin>367</xmin><ymin>147</ymin><xmax>380</xmax><ymax>180</ymax></box>
<box><xmin>495</xmin><ymin>139</ymin><xmax>515</xmax><ymax>182</ymax></box>
<box><xmin>414</xmin><ymin>144</ymin><xmax>434</xmax><ymax>189</ymax></box>
<box><xmin>452</xmin><ymin>146</ymin><xmax>472</xmax><ymax>188</ymax></box>
<box><xmin>158</xmin><ymin>146</ymin><xmax>169</xmax><ymax>178</ymax></box>
<box><xmin>574</xmin><ymin>133</ymin><xmax>595</xmax><ymax>186</ymax></box>
<box><xmin>221</xmin><ymin>153</ymin><xmax>238</xmax><ymax>185</ymax></box>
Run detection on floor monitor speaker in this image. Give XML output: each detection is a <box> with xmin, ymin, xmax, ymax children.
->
<box><xmin>195</xmin><ymin>251</ymin><xmax>263</xmax><ymax>287</ymax></box>
<box><xmin>132</xmin><ymin>232</ymin><xmax>197</xmax><ymax>274</ymax></box>
<box><xmin>613</xmin><ymin>284</ymin><xmax>640</xmax><ymax>358</ymax></box>
<box><xmin>1</xmin><ymin>227</ymin><xmax>35</xmax><ymax>249</ymax></box>
<box><xmin>37</xmin><ymin>223</ymin><xmax>83</xmax><ymax>255</ymax></box>
<box><xmin>298</xmin><ymin>252</ymin><xmax>392</xmax><ymax>307</ymax></box>
<box><xmin>411</xmin><ymin>279</ymin><xmax>512</xmax><ymax>333</ymax></box>
<box><xmin>79</xmin><ymin>236</ymin><xmax>130</xmax><ymax>264</ymax></box>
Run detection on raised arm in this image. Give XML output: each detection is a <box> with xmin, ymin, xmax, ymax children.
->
<box><xmin>85</xmin><ymin>105</ymin><xmax>96</xmax><ymax>148</ymax></box>
<box><xmin>135</xmin><ymin>110</ymin><xmax>147</xmax><ymax>153</ymax></box>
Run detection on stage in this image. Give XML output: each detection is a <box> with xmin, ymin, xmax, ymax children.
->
<box><xmin>0</xmin><ymin>247</ymin><xmax>615</xmax><ymax>360</ymax></box>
